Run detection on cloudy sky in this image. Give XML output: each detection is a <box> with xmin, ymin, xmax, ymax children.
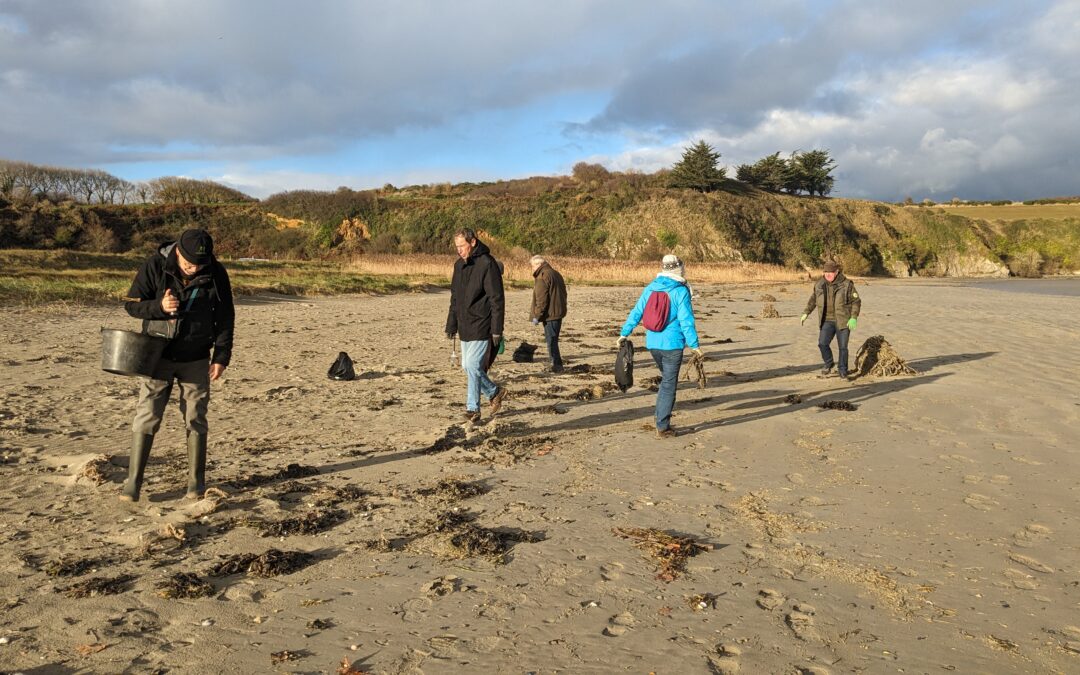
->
<box><xmin>1</xmin><ymin>0</ymin><xmax>1078</xmax><ymax>200</ymax></box>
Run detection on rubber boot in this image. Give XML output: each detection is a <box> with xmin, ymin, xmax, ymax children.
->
<box><xmin>120</xmin><ymin>433</ymin><xmax>154</xmax><ymax>502</ymax></box>
<box><xmin>185</xmin><ymin>432</ymin><xmax>207</xmax><ymax>499</ymax></box>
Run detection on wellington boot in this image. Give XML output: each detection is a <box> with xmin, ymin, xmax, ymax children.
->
<box><xmin>120</xmin><ymin>433</ymin><xmax>154</xmax><ymax>502</ymax></box>
<box><xmin>185</xmin><ymin>432</ymin><xmax>207</xmax><ymax>499</ymax></box>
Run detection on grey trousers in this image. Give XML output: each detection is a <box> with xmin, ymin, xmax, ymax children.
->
<box><xmin>132</xmin><ymin>357</ymin><xmax>210</xmax><ymax>435</ymax></box>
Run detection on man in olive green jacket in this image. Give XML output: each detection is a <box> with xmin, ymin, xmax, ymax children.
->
<box><xmin>530</xmin><ymin>255</ymin><xmax>567</xmax><ymax>373</ymax></box>
<box><xmin>801</xmin><ymin>260</ymin><xmax>861</xmax><ymax>378</ymax></box>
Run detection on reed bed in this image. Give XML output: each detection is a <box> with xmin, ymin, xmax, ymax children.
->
<box><xmin>347</xmin><ymin>254</ymin><xmax>803</xmax><ymax>286</ymax></box>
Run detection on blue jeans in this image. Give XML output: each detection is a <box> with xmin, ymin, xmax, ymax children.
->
<box><xmin>650</xmin><ymin>349</ymin><xmax>683</xmax><ymax>431</ymax></box>
<box><xmin>544</xmin><ymin>319</ymin><xmax>563</xmax><ymax>370</ymax></box>
<box><xmin>460</xmin><ymin>339</ymin><xmax>499</xmax><ymax>412</ymax></box>
<box><xmin>818</xmin><ymin>321</ymin><xmax>850</xmax><ymax>375</ymax></box>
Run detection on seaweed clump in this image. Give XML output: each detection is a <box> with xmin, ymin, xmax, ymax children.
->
<box><xmin>254</xmin><ymin>509</ymin><xmax>347</xmax><ymax>537</ymax></box>
<box><xmin>58</xmin><ymin>574</ymin><xmax>136</xmax><ymax>598</ymax></box>
<box><xmin>208</xmin><ymin>549</ymin><xmax>315</xmax><ymax>578</ymax></box>
<box><xmin>819</xmin><ymin>400</ymin><xmax>858</xmax><ymax>411</ymax></box>
<box><xmin>613</xmin><ymin>527</ymin><xmax>712</xmax><ymax>583</ymax></box>
<box><xmin>854</xmin><ymin>335</ymin><xmax>917</xmax><ymax>377</ymax></box>
<box><xmin>157</xmin><ymin>572</ymin><xmax>215</xmax><ymax>599</ymax></box>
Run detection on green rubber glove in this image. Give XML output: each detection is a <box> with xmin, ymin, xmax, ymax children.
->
<box><xmin>799</xmin><ymin>313</ymin><xmax>807</xmax><ymax>325</ymax></box>
<box><xmin>847</xmin><ymin>317</ymin><xmax>857</xmax><ymax>330</ymax></box>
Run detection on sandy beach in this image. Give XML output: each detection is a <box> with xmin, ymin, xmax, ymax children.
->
<box><xmin>1</xmin><ymin>279</ymin><xmax>1078</xmax><ymax>674</ymax></box>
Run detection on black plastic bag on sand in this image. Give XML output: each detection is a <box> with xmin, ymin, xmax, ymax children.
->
<box><xmin>327</xmin><ymin>352</ymin><xmax>356</xmax><ymax>381</ymax></box>
<box><xmin>513</xmin><ymin>341</ymin><xmax>538</xmax><ymax>363</ymax></box>
<box><xmin>614</xmin><ymin>339</ymin><xmax>634</xmax><ymax>392</ymax></box>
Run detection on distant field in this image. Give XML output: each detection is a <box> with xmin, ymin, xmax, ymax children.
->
<box><xmin>0</xmin><ymin>249</ymin><xmax>801</xmax><ymax>306</ymax></box>
<box><xmin>932</xmin><ymin>203</ymin><xmax>1080</xmax><ymax>222</ymax></box>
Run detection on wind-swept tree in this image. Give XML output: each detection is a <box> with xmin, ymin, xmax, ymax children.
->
<box><xmin>668</xmin><ymin>140</ymin><xmax>726</xmax><ymax>192</ymax></box>
<box><xmin>788</xmin><ymin>149</ymin><xmax>836</xmax><ymax>196</ymax></box>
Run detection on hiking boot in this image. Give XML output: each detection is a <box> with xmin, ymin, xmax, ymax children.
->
<box><xmin>656</xmin><ymin>426</ymin><xmax>677</xmax><ymax>439</ymax></box>
<box><xmin>819</xmin><ymin>365</ymin><xmax>835</xmax><ymax>377</ymax></box>
<box><xmin>120</xmin><ymin>433</ymin><xmax>154</xmax><ymax>502</ymax></box>
<box><xmin>550</xmin><ymin>365</ymin><xmax>564</xmax><ymax>374</ymax></box>
<box><xmin>489</xmin><ymin>387</ymin><xmax>508</xmax><ymax>415</ymax></box>
<box><xmin>464</xmin><ymin>410</ymin><xmax>481</xmax><ymax>424</ymax></box>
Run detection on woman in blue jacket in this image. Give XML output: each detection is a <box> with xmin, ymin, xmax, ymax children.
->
<box><xmin>618</xmin><ymin>255</ymin><xmax>702</xmax><ymax>438</ymax></box>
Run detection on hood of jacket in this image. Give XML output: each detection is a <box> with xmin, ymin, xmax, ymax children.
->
<box><xmin>647</xmin><ymin>275</ymin><xmax>688</xmax><ymax>293</ymax></box>
<box><xmin>466</xmin><ymin>239</ymin><xmax>492</xmax><ymax>263</ymax></box>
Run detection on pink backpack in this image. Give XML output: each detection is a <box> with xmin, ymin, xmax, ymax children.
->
<box><xmin>642</xmin><ymin>291</ymin><xmax>671</xmax><ymax>331</ymax></box>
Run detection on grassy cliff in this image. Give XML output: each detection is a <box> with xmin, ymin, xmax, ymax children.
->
<box><xmin>3</xmin><ymin>177</ymin><xmax>1078</xmax><ymax>277</ymax></box>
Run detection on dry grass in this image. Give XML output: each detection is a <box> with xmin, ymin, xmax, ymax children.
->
<box><xmin>348</xmin><ymin>253</ymin><xmax>802</xmax><ymax>286</ymax></box>
<box><xmin>934</xmin><ymin>203</ymin><xmax>1080</xmax><ymax>222</ymax></box>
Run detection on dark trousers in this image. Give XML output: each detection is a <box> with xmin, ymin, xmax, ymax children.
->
<box><xmin>650</xmin><ymin>349</ymin><xmax>683</xmax><ymax>431</ymax></box>
<box><xmin>818</xmin><ymin>321</ymin><xmax>850</xmax><ymax>375</ymax></box>
<box><xmin>543</xmin><ymin>319</ymin><xmax>563</xmax><ymax>370</ymax></box>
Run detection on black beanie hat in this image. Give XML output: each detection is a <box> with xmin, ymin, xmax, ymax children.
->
<box><xmin>178</xmin><ymin>229</ymin><xmax>213</xmax><ymax>265</ymax></box>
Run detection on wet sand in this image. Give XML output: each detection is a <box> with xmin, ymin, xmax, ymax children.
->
<box><xmin>1</xmin><ymin>280</ymin><xmax>1079</xmax><ymax>673</ymax></box>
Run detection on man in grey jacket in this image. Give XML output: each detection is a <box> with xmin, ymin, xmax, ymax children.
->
<box><xmin>801</xmin><ymin>260</ymin><xmax>861</xmax><ymax>379</ymax></box>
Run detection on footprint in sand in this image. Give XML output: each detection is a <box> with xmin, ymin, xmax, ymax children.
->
<box><xmin>963</xmin><ymin>493</ymin><xmax>999</xmax><ymax>511</ymax></box>
<box><xmin>710</xmin><ymin>643</ymin><xmax>742</xmax><ymax>674</ymax></box>
<box><xmin>1003</xmin><ymin>568</ymin><xmax>1040</xmax><ymax>590</ymax></box>
<box><xmin>785</xmin><ymin>603</ymin><xmax>821</xmax><ymax>642</ymax></box>
<box><xmin>1012</xmin><ymin>523</ymin><xmax>1053</xmax><ymax>549</ymax></box>
<box><xmin>786</xmin><ymin>473</ymin><xmax>805</xmax><ymax>485</ymax></box>
<box><xmin>756</xmin><ymin>588</ymin><xmax>786</xmax><ymax>611</ymax></box>
<box><xmin>599</xmin><ymin>562</ymin><xmax>623</xmax><ymax>582</ymax></box>
<box><xmin>602</xmin><ymin>611</ymin><xmax>635</xmax><ymax>637</ymax></box>
<box><xmin>1008</xmin><ymin>553</ymin><xmax>1054</xmax><ymax>574</ymax></box>
<box><xmin>399</xmin><ymin>597</ymin><xmax>433</xmax><ymax>622</ymax></box>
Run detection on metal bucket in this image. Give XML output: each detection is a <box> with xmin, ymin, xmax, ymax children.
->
<box><xmin>101</xmin><ymin>328</ymin><xmax>167</xmax><ymax>377</ymax></box>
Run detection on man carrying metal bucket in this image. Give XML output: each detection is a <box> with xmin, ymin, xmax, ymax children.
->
<box><xmin>120</xmin><ymin>229</ymin><xmax>234</xmax><ymax>502</ymax></box>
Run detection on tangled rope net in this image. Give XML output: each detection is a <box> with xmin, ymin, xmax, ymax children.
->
<box><xmin>854</xmin><ymin>335</ymin><xmax>917</xmax><ymax>377</ymax></box>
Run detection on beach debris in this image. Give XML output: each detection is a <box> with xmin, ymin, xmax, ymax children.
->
<box><xmin>714</xmin><ymin>337</ymin><xmax>734</xmax><ymax>344</ymax></box>
<box><xmin>759</xmin><ymin>294</ymin><xmax>777</xmax><ymax>302</ymax></box>
<box><xmin>682</xmin><ymin>351</ymin><xmax>708</xmax><ymax>389</ymax></box>
<box><xmin>360</xmin><ymin>533</ymin><xmax>394</xmax><ymax>552</ymax></box>
<box><xmin>612</xmin><ymin>527</ymin><xmax>712</xmax><ymax>582</ymax></box>
<box><xmin>249</xmin><ymin>508</ymin><xmax>347</xmax><ymax>537</ymax></box>
<box><xmin>540</xmin><ymin>404</ymin><xmax>566</xmax><ymax>415</ymax></box>
<box><xmin>336</xmin><ymin>657</ymin><xmax>370</xmax><ymax>674</ymax></box>
<box><xmin>737</xmin><ymin>325</ymin><xmax>753</xmax><ymax>330</ymax></box>
<box><xmin>230</xmin><ymin>463</ymin><xmax>319</xmax><ymax>489</ymax></box>
<box><xmin>58</xmin><ymin>574</ymin><xmax>135</xmax><ymax>598</ymax></box>
<box><xmin>74</xmin><ymin>643</ymin><xmax>109</xmax><ymax>656</ymax></box>
<box><xmin>138</xmin><ymin>523</ymin><xmax>187</xmax><ymax>557</ymax></box>
<box><xmin>687</xmin><ymin>593</ymin><xmax>720</xmax><ymax>611</ymax></box>
<box><xmin>571</xmin><ymin>384</ymin><xmax>607</xmax><ymax>401</ymax></box>
<box><xmin>306</xmin><ymin>618</ymin><xmax>332</xmax><ymax>630</ymax></box>
<box><xmin>156</xmin><ymin>572</ymin><xmax>214</xmax><ymax>599</ymax></box>
<box><xmin>311</xmin><ymin>484</ymin><xmax>368</xmax><ymax>508</ymax></box>
<box><xmin>643</xmin><ymin>376</ymin><xmax>662</xmax><ymax>392</ymax></box>
<box><xmin>784</xmin><ymin>394</ymin><xmax>803</xmax><ymax>404</ymax></box>
<box><xmin>818</xmin><ymin>400</ymin><xmax>858</xmax><ymax>411</ymax></box>
<box><xmin>42</xmin><ymin>556</ymin><xmax>103</xmax><ymax>577</ymax></box>
<box><xmin>414</xmin><ymin>510</ymin><xmax>543</xmax><ymax>563</ymax></box>
<box><xmin>270</xmin><ymin>649</ymin><xmax>306</xmax><ymax>665</ymax></box>
<box><xmin>760</xmin><ymin>303</ymin><xmax>781</xmax><ymax>319</ymax></box>
<box><xmin>77</xmin><ymin>454</ymin><xmax>114</xmax><ymax>485</ymax></box>
<box><xmin>415</xmin><ymin>477</ymin><xmax>488</xmax><ymax>502</ymax></box>
<box><xmin>566</xmin><ymin>364</ymin><xmax>593</xmax><ymax>374</ymax></box>
<box><xmin>422</xmin><ymin>575</ymin><xmax>462</xmax><ymax>596</ymax></box>
<box><xmin>854</xmin><ymin>335</ymin><xmax>917</xmax><ymax>377</ymax></box>
<box><xmin>208</xmin><ymin>549</ymin><xmax>315</xmax><ymax>578</ymax></box>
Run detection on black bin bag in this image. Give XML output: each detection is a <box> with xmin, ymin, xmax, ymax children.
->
<box><xmin>614</xmin><ymin>339</ymin><xmax>634</xmax><ymax>392</ymax></box>
<box><xmin>328</xmin><ymin>351</ymin><xmax>356</xmax><ymax>381</ymax></box>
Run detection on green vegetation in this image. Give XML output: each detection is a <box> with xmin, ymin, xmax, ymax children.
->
<box><xmin>667</xmin><ymin>141</ymin><xmax>726</xmax><ymax>192</ymax></box>
<box><xmin>0</xmin><ymin>249</ymin><xmax>423</xmax><ymax>307</ymax></box>
<box><xmin>3</xmin><ymin>156</ymin><xmax>1079</xmax><ymax>280</ymax></box>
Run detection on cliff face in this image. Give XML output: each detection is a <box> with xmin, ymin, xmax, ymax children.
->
<box><xmin>2</xmin><ymin>187</ymin><xmax>1076</xmax><ymax>277</ymax></box>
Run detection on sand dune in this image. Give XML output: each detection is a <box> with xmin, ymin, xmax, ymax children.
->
<box><xmin>1</xmin><ymin>280</ymin><xmax>1078</xmax><ymax>673</ymax></box>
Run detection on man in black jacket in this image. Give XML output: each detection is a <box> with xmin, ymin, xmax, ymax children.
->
<box><xmin>121</xmin><ymin>229</ymin><xmax>234</xmax><ymax>501</ymax></box>
<box><xmin>445</xmin><ymin>228</ymin><xmax>506</xmax><ymax>424</ymax></box>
